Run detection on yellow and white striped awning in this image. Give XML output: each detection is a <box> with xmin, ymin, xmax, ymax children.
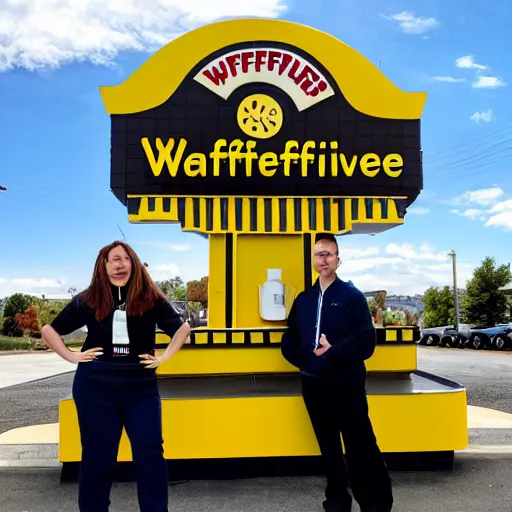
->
<box><xmin>127</xmin><ymin>195</ymin><xmax>406</xmax><ymax>235</ymax></box>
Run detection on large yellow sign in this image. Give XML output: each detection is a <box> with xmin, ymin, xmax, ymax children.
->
<box><xmin>100</xmin><ymin>18</ymin><xmax>425</xmax><ymax>205</ymax></box>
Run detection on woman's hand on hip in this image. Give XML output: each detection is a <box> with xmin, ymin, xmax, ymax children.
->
<box><xmin>139</xmin><ymin>353</ymin><xmax>162</xmax><ymax>369</ymax></box>
<box><xmin>71</xmin><ymin>347</ymin><xmax>104</xmax><ymax>363</ymax></box>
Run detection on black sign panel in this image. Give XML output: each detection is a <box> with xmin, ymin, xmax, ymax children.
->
<box><xmin>109</xmin><ymin>42</ymin><xmax>422</xmax><ymax>206</ymax></box>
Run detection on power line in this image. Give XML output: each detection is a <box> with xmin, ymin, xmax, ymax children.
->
<box><xmin>422</xmin><ymin>124</ymin><xmax>512</xmax><ymax>160</ymax></box>
<box><xmin>426</xmin><ymin>145</ymin><xmax>512</xmax><ymax>174</ymax></box>
<box><xmin>424</xmin><ymin>134</ymin><xmax>512</xmax><ymax>170</ymax></box>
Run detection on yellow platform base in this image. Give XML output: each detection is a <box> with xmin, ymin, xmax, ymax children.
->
<box><xmin>58</xmin><ymin>371</ymin><xmax>468</xmax><ymax>463</ymax></box>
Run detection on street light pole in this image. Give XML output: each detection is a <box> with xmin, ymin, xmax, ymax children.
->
<box><xmin>449</xmin><ymin>250</ymin><xmax>461</xmax><ymax>331</ymax></box>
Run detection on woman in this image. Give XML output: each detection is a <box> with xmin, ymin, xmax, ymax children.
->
<box><xmin>41</xmin><ymin>241</ymin><xmax>190</xmax><ymax>512</ymax></box>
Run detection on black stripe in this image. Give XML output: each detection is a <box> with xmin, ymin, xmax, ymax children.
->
<box><xmin>225</xmin><ymin>330</ymin><xmax>232</xmax><ymax>345</ymax></box>
<box><xmin>207</xmin><ymin>331</ymin><xmax>214</xmax><ymax>345</ymax></box>
<box><xmin>162</xmin><ymin>198</ymin><xmax>171</xmax><ymax>212</ymax></box>
<box><xmin>225</xmin><ymin>233</ymin><xmax>233</xmax><ymax>328</ymax></box>
<box><xmin>379</xmin><ymin>199</ymin><xmax>388</xmax><ymax>219</ymax></box>
<box><xmin>351</xmin><ymin>198</ymin><xmax>359</xmax><ymax>220</ymax></box>
<box><xmin>336</xmin><ymin>199</ymin><xmax>345</xmax><ymax>231</ymax></box>
<box><xmin>278</xmin><ymin>198</ymin><xmax>287</xmax><ymax>232</ymax></box>
<box><xmin>235</xmin><ymin>198</ymin><xmax>243</xmax><ymax>231</ymax></box>
<box><xmin>264</xmin><ymin>198</ymin><xmax>272</xmax><ymax>232</ymax></box>
<box><xmin>178</xmin><ymin>198</ymin><xmax>186</xmax><ymax>224</ymax></box>
<box><xmin>396</xmin><ymin>199</ymin><xmax>407</xmax><ymax>218</ymax></box>
<box><xmin>127</xmin><ymin>197</ymin><xmax>141</xmax><ymax>215</ymax></box>
<box><xmin>249</xmin><ymin>198</ymin><xmax>258</xmax><ymax>231</ymax></box>
<box><xmin>205</xmin><ymin>198</ymin><xmax>214</xmax><ymax>231</ymax></box>
<box><xmin>190</xmin><ymin>332</ymin><xmax>196</xmax><ymax>345</ymax></box>
<box><xmin>220</xmin><ymin>198</ymin><xmax>229</xmax><ymax>230</ymax></box>
<box><xmin>322</xmin><ymin>198</ymin><xmax>331</xmax><ymax>230</ymax></box>
<box><xmin>294</xmin><ymin>198</ymin><xmax>302</xmax><ymax>231</ymax></box>
<box><xmin>303</xmin><ymin>233</ymin><xmax>312</xmax><ymax>290</ymax></box>
<box><xmin>263</xmin><ymin>330</ymin><xmax>271</xmax><ymax>345</ymax></box>
<box><xmin>147</xmin><ymin>197</ymin><xmax>156</xmax><ymax>212</ymax></box>
<box><xmin>308</xmin><ymin>198</ymin><xmax>317</xmax><ymax>230</ymax></box>
<box><xmin>193</xmin><ymin>198</ymin><xmax>201</xmax><ymax>227</ymax></box>
<box><xmin>365</xmin><ymin>198</ymin><xmax>373</xmax><ymax>219</ymax></box>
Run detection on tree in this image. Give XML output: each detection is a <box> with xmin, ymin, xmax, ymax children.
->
<box><xmin>422</xmin><ymin>286</ymin><xmax>455</xmax><ymax>328</ymax></box>
<box><xmin>461</xmin><ymin>257</ymin><xmax>512</xmax><ymax>327</ymax></box>
<box><xmin>187</xmin><ymin>276</ymin><xmax>208</xmax><ymax>306</ymax></box>
<box><xmin>155</xmin><ymin>277</ymin><xmax>187</xmax><ymax>301</ymax></box>
<box><xmin>34</xmin><ymin>299</ymin><xmax>69</xmax><ymax>327</ymax></box>
<box><xmin>15</xmin><ymin>306</ymin><xmax>41</xmax><ymax>337</ymax></box>
<box><xmin>3</xmin><ymin>293</ymin><xmax>38</xmax><ymax>318</ymax></box>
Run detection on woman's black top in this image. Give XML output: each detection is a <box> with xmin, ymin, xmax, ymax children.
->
<box><xmin>51</xmin><ymin>284</ymin><xmax>184</xmax><ymax>362</ymax></box>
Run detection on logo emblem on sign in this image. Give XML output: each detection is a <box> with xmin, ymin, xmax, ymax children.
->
<box><xmin>236</xmin><ymin>94</ymin><xmax>284</xmax><ymax>139</ymax></box>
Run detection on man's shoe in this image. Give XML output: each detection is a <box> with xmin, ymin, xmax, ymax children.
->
<box><xmin>359</xmin><ymin>506</ymin><xmax>392</xmax><ymax>512</ymax></box>
<box><xmin>322</xmin><ymin>499</ymin><xmax>352</xmax><ymax>512</ymax></box>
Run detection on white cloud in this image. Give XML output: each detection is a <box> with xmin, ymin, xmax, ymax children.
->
<box><xmin>337</xmin><ymin>242</ymin><xmax>475</xmax><ymax>295</ymax></box>
<box><xmin>485</xmin><ymin>212</ymin><xmax>512</xmax><ymax>231</ymax></box>
<box><xmin>0</xmin><ymin>0</ymin><xmax>288</xmax><ymax>71</ymax></box>
<box><xmin>408</xmin><ymin>206</ymin><xmax>430</xmax><ymax>215</ymax></box>
<box><xmin>381</xmin><ymin>11</ymin><xmax>440</xmax><ymax>34</ymax></box>
<box><xmin>0</xmin><ymin>277</ymin><xmax>70</xmax><ymax>300</ymax></box>
<box><xmin>450</xmin><ymin>208</ymin><xmax>487</xmax><ymax>221</ymax></box>
<box><xmin>147</xmin><ymin>263</ymin><xmax>180</xmax><ymax>281</ymax></box>
<box><xmin>455</xmin><ymin>55</ymin><xmax>488</xmax><ymax>71</ymax></box>
<box><xmin>489</xmin><ymin>199</ymin><xmax>512</xmax><ymax>213</ymax></box>
<box><xmin>470</xmin><ymin>109</ymin><xmax>494</xmax><ymax>123</ymax></box>
<box><xmin>432</xmin><ymin>76</ymin><xmax>466</xmax><ymax>83</ymax></box>
<box><xmin>385</xmin><ymin>242</ymin><xmax>448</xmax><ymax>262</ymax></box>
<box><xmin>453</xmin><ymin>186</ymin><xmax>505</xmax><ymax>206</ymax></box>
<box><xmin>448</xmin><ymin>56</ymin><xmax>506</xmax><ymax>90</ymax></box>
<box><xmin>472</xmin><ymin>75</ymin><xmax>506</xmax><ymax>89</ymax></box>
<box><xmin>450</xmin><ymin>187</ymin><xmax>512</xmax><ymax>231</ymax></box>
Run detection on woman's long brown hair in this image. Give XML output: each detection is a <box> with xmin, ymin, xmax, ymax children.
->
<box><xmin>80</xmin><ymin>241</ymin><xmax>165</xmax><ymax>321</ymax></box>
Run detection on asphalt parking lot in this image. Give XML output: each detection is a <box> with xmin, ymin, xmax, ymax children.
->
<box><xmin>1</xmin><ymin>346</ymin><xmax>512</xmax><ymax>511</ymax></box>
<box><xmin>1</xmin><ymin>453</ymin><xmax>511</xmax><ymax>512</ymax></box>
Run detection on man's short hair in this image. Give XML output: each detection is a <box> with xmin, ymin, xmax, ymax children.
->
<box><xmin>314</xmin><ymin>233</ymin><xmax>338</xmax><ymax>246</ymax></box>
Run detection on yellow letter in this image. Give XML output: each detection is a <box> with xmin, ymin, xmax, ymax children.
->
<box><xmin>209</xmin><ymin>139</ymin><xmax>228</xmax><ymax>176</ymax></box>
<box><xmin>318</xmin><ymin>142</ymin><xmax>326</xmax><ymax>177</ymax></box>
<box><xmin>141</xmin><ymin>137</ymin><xmax>187</xmax><ymax>177</ymax></box>
<box><xmin>280</xmin><ymin>141</ymin><xmax>300</xmax><ymax>176</ymax></box>
<box><xmin>258</xmin><ymin>152</ymin><xmax>278</xmax><ymax>177</ymax></box>
<box><xmin>360</xmin><ymin>153</ymin><xmax>381</xmax><ymax>177</ymax></box>
<box><xmin>330</xmin><ymin>141</ymin><xmax>339</xmax><ymax>177</ymax></box>
<box><xmin>383</xmin><ymin>154</ymin><xmax>403</xmax><ymax>177</ymax></box>
<box><xmin>339</xmin><ymin>154</ymin><xmax>358</xmax><ymax>177</ymax></box>
<box><xmin>184</xmin><ymin>153</ymin><xmax>207</xmax><ymax>177</ymax></box>
<box><xmin>228</xmin><ymin>140</ymin><xmax>244</xmax><ymax>177</ymax></box>
<box><xmin>244</xmin><ymin>141</ymin><xmax>259</xmax><ymax>177</ymax></box>
<box><xmin>300</xmin><ymin>141</ymin><xmax>315</xmax><ymax>177</ymax></box>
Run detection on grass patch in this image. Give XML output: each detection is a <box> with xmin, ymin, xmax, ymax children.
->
<box><xmin>0</xmin><ymin>335</ymin><xmax>84</xmax><ymax>352</ymax></box>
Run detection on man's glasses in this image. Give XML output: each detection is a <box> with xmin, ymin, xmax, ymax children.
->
<box><xmin>314</xmin><ymin>251</ymin><xmax>338</xmax><ymax>259</ymax></box>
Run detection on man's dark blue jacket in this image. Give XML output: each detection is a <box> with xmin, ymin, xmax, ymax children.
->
<box><xmin>281</xmin><ymin>276</ymin><xmax>376</xmax><ymax>379</ymax></box>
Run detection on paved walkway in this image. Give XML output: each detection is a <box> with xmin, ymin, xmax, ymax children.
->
<box><xmin>0</xmin><ymin>352</ymin><xmax>75</xmax><ymax>389</ymax></box>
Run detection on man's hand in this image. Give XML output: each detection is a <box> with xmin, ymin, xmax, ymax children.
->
<box><xmin>314</xmin><ymin>334</ymin><xmax>331</xmax><ymax>356</ymax></box>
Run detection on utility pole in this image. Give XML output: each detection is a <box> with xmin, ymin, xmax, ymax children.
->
<box><xmin>449</xmin><ymin>250</ymin><xmax>461</xmax><ymax>331</ymax></box>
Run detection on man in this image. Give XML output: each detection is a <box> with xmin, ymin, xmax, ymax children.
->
<box><xmin>281</xmin><ymin>233</ymin><xmax>393</xmax><ymax>512</ymax></box>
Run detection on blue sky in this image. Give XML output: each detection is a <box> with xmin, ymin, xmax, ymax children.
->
<box><xmin>1</xmin><ymin>0</ymin><xmax>511</xmax><ymax>299</ymax></box>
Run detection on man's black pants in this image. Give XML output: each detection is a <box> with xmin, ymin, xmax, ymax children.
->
<box><xmin>73</xmin><ymin>360</ymin><xmax>168</xmax><ymax>512</ymax></box>
<box><xmin>302</xmin><ymin>373</ymin><xmax>393</xmax><ymax>510</ymax></box>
